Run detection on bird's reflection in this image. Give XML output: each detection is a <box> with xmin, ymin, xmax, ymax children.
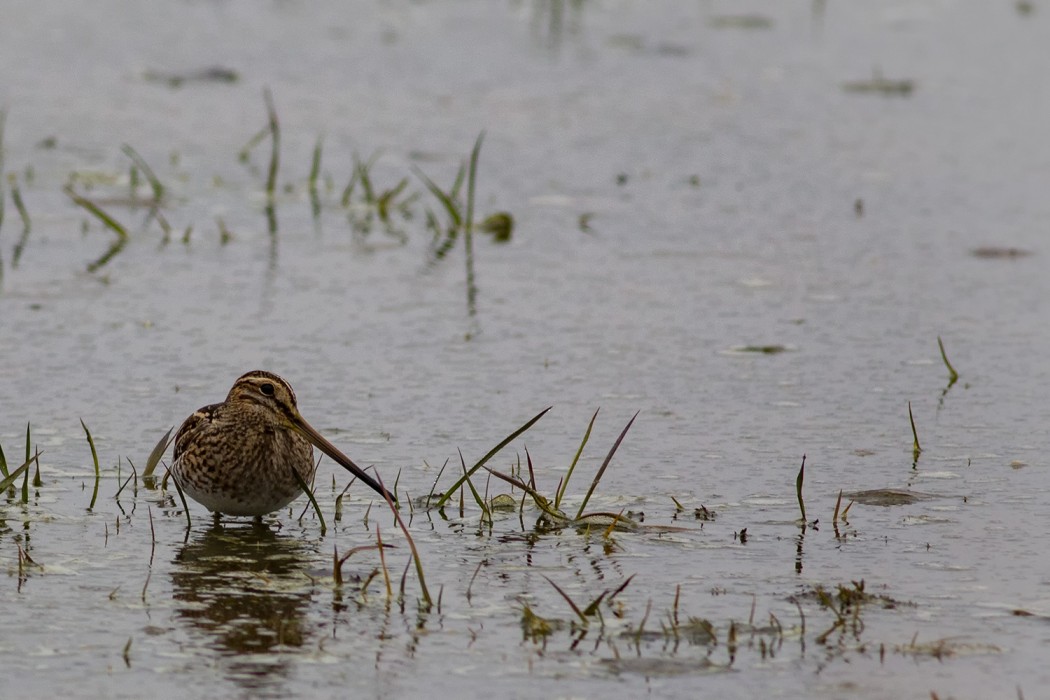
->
<box><xmin>171</xmin><ymin>522</ymin><xmax>316</xmax><ymax>694</ymax></box>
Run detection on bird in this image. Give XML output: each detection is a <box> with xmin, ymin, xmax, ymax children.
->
<box><xmin>168</xmin><ymin>370</ymin><xmax>390</xmax><ymax>516</ymax></box>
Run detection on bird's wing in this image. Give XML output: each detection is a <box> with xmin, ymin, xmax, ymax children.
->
<box><xmin>172</xmin><ymin>403</ymin><xmax>223</xmax><ymax>461</ymax></box>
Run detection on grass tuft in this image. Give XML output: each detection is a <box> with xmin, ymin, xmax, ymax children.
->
<box><xmin>435</xmin><ymin>406</ymin><xmax>551</xmax><ymax>508</ymax></box>
<box><xmin>482</xmin><ymin>410</ymin><xmax>643</xmax><ymax>532</ymax></box>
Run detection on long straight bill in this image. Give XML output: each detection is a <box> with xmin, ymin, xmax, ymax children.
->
<box><xmin>293</xmin><ymin>416</ymin><xmax>390</xmax><ymax>500</ymax></box>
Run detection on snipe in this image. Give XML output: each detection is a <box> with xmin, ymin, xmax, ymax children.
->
<box><xmin>169</xmin><ymin>370</ymin><xmax>389</xmax><ymax>516</ymax></box>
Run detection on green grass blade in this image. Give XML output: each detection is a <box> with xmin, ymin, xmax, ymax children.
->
<box><xmin>575</xmin><ymin>411</ymin><xmax>639</xmax><ymax>520</ymax></box>
<box><xmin>308</xmin><ymin>135</ymin><xmax>323</xmax><ymax>194</ymax></box>
<box><xmin>81</xmin><ymin>419</ymin><xmax>101</xmax><ymax>510</ymax></box>
<box><xmin>309</xmin><ymin>136</ymin><xmax>324</xmax><ymax>221</ymax></box>
<box><xmin>458</xmin><ymin>449</ymin><xmax>492</xmax><ymax>524</ymax></box>
<box><xmin>425</xmin><ymin>458</ymin><xmax>449</xmax><ymax>506</ymax></box>
<box><xmin>0</xmin><ymin>110</ymin><xmax>6</xmax><ymax>232</ymax></box>
<box><xmin>448</xmin><ymin>159</ymin><xmax>466</xmax><ymax>202</ymax></box>
<box><xmin>0</xmin><ymin>455</ymin><xmax>33</xmax><ymax>491</ymax></box>
<box><xmin>435</xmin><ymin>406</ymin><xmax>552</xmax><ymax>508</ymax></box>
<box><xmin>21</xmin><ymin>455</ymin><xmax>32</xmax><ymax>503</ymax></box>
<box><xmin>465</xmin><ymin>131</ymin><xmax>484</xmax><ymax>235</ymax></box>
<box><xmin>340</xmin><ymin>166</ymin><xmax>359</xmax><ymax>207</ymax></box>
<box><xmin>463</xmin><ymin>133</ymin><xmax>484</xmax><ymax>317</ymax></box>
<box><xmin>908</xmin><ymin>401</ymin><xmax>922</xmax><ymax>459</ymax></box>
<box><xmin>143</xmin><ymin>427</ymin><xmax>174</xmax><ymax>479</ymax></box>
<box><xmin>238</xmin><ymin>124</ymin><xmax>270</xmax><ymax>163</ymax></box>
<box><xmin>357</xmin><ymin>151</ymin><xmax>383</xmax><ymax>204</ymax></box>
<box><xmin>11</xmin><ymin>176</ymin><xmax>30</xmax><ymax>243</ymax></box>
<box><xmin>795</xmin><ymin>455</ymin><xmax>806</xmax><ymax>523</ymax></box>
<box><xmin>0</xmin><ymin>438</ymin><xmax>8</xmax><ymax>478</ymax></box>
<box><xmin>290</xmin><ymin>465</ymin><xmax>327</xmax><ymax>535</ymax></box>
<box><xmin>120</xmin><ymin>144</ymin><xmax>164</xmax><ymax>202</ymax></box>
<box><xmin>167</xmin><ymin>468</ymin><xmax>193</xmax><ymax>530</ymax></box>
<box><xmin>263</xmin><ymin>88</ymin><xmax>280</xmax><ymax>200</ymax></box>
<box><xmin>65</xmin><ymin>186</ymin><xmax>128</xmax><ymax>239</ymax></box>
<box><xmin>411</xmin><ymin>164</ymin><xmax>462</xmax><ymax>228</ymax></box>
<box><xmin>376</xmin><ymin>178</ymin><xmax>409</xmax><ymax>221</ymax></box>
<box><xmin>22</xmin><ymin>423</ymin><xmax>31</xmax><ymax>502</ymax></box>
<box><xmin>556</xmin><ymin>408</ymin><xmax>599</xmax><ymax>509</ymax></box>
<box><xmin>937</xmin><ymin>336</ymin><xmax>959</xmax><ymax>384</ymax></box>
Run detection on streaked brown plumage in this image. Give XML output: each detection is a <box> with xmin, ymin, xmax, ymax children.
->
<box><xmin>169</xmin><ymin>370</ymin><xmax>388</xmax><ymax>516</ymax></box>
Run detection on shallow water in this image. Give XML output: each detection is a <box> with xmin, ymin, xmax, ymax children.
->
<box><xmin>2</xmin><ymin>1</ymin><xmax>1049</xmax><ymax>698</ymax></box>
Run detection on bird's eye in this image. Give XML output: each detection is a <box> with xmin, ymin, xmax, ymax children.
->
<box><xmin>260</xmin><ymin>383</ymin><xmax>275</xmax><ymax>396</ymax></box>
